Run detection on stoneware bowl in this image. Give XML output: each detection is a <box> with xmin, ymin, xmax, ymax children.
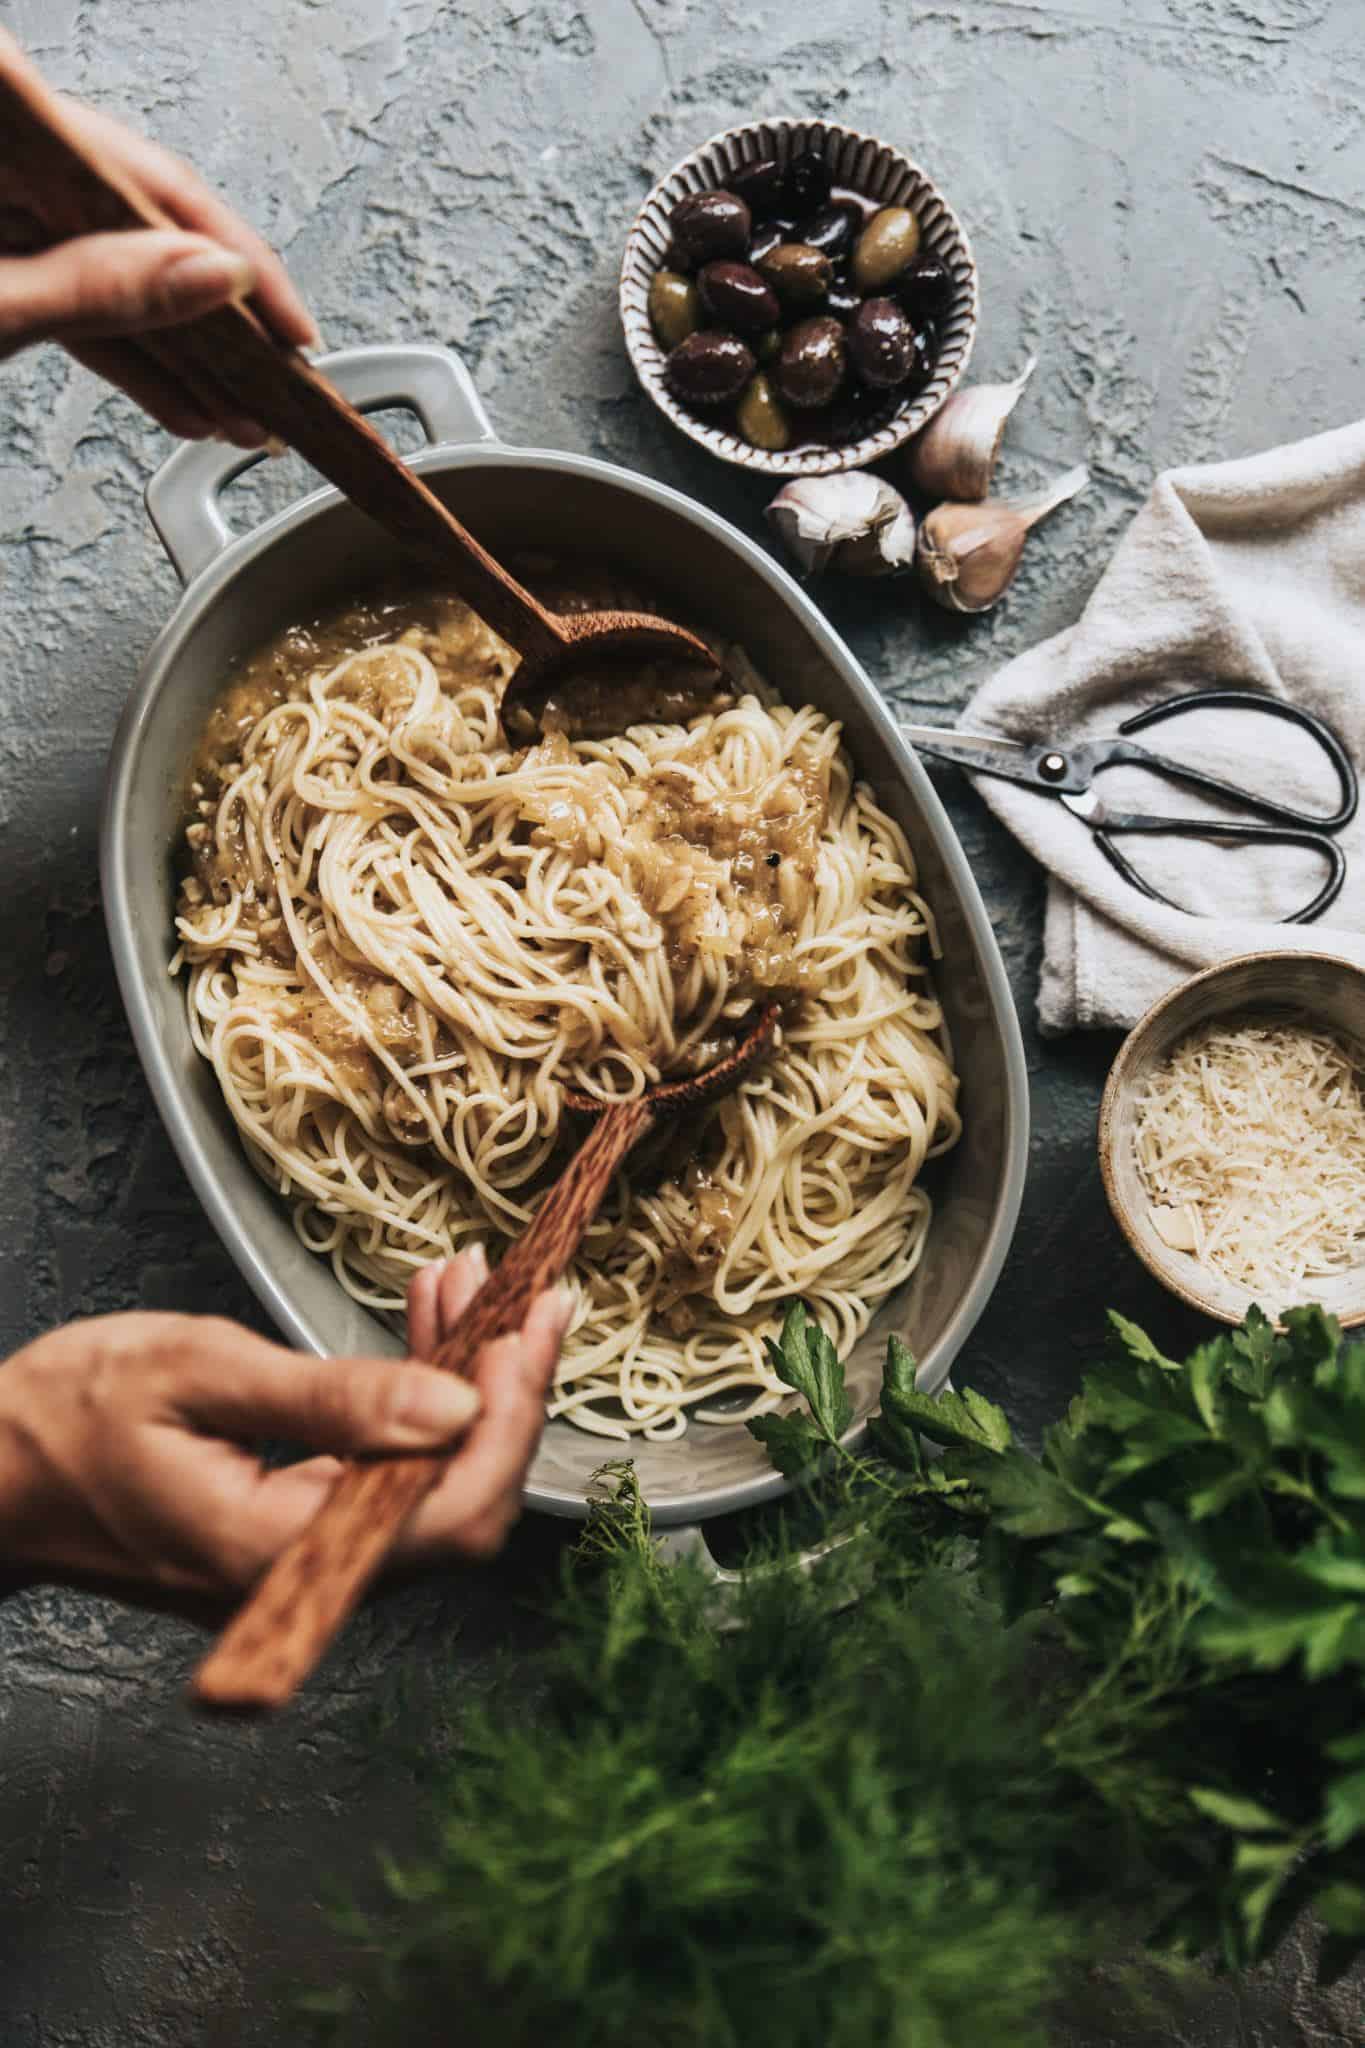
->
<box><xmin>620</xmin><ymin>118</ymin><xmax>978</xmax><ymax>478</ymax></box>
<box><xmin>102</xmin><ymin>343</ymin><xmax>1028</xmax><ymax>1546</ymax></box>
<box><xmin>1098</xmin><ymin>951</ymin><xmax>1365</xmax><ymax>1328</ymax></box>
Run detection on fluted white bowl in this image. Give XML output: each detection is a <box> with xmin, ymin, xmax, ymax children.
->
<box><xmin>621</xmin><ymin>117</ymin><xmax>978</xmax><ymax>478</ymax></box>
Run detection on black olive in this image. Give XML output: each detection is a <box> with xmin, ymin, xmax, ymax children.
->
<box><xmin>775</xmin><ymin>315</ymin><xmax>846</xmax><ymax>409</ymax></box>
<box><xmin>895</xmin><ymin>255</ymin><xmax>955</xmax><ymax>324</ymax></box>
<box><xmin>906</xmin><ymin>324</ymin><xmax>938</xmax><ymax>392</ymax></box>
<box><xmin>665</xmin><ymin>330</ymin><xmax>756</xmax><ymax>407</ymax></box>
<box><xmin>766</xmin><ymin>851</ymin><xmax>782</xmax><ymax>867</ymax></box>
<box><xmin>800</xmin><ymin>200</ymin><xmax>863</xmax><ymax>261</ymax></box>
<box><xmin>697</xmin><ymin>260</ymin><xmax>781</xmax><ymax>332</ymax></box>
<box><xmin>825</xmin><ymin>283</ymin><xmax>862</xmax><ymax>320</ymax></box>
<box><xmin>669</xmin><ymin>190</ymin><xmax>752</xmax><ymax>265</ymax></box>
<box><xmin>847</xmin><ymin>297</ymin><xmax>916</xmax><ymax>388</ymax></box>
<box><xmin>820</xmin><ymin>384</ymin><xmax>902</xmax><ymax>446</ymax></box>
<box><xmin>783</xmin><ymin>148</ymin><xmax>832</xmax><ymax>215</ymax></box>
<box><xmin>729</xmin><ymin>156</ymin><xmax>785</xmax><ymax>221</ymax></box>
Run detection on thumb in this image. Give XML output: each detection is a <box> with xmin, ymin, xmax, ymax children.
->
<box><xmin>0</xmin><ymin>229</ymin><xmax>254</xmax><ymax>349</ymax></box>
<box><xmin>177</xmin><ymin>1336</ymin><xmax>482</xmax><ymax>1453</ymax></box>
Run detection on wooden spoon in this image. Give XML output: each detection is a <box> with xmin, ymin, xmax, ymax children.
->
<box><xmin>0</xmin><ymin>68</ymin><xmax>724</xmax><ymax>731</ymax></box>
<box><xmin>190</xmin><ymin>1001</ymin><xmax>780</xmax><ymax>1711</ymax></box>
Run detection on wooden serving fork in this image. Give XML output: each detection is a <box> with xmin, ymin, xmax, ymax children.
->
<box><xmin>190</xmin><ymin>1003</ymin><xmax>779</xmax><ymax>1711</ymax></box>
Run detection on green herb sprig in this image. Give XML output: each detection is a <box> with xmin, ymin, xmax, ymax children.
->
<box><xmin>312</xmin><ymin>1302</ymin><xmax>1365</xmax><ymax>2041</ymax></box>
<box><xmin>756</xmin><ymin>1299</ymin><xmax>1365</xmax><ymax>1978</ymax></box>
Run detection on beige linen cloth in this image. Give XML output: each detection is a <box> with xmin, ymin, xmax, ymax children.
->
<box><xmin>959</xmin><ymin>421</ymin><xmax>1365</xmax><ymax>1034</ymax></box>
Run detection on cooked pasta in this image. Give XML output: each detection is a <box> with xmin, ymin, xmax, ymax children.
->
<box><xmin>174</xmin><ymin>587</ymin><xmax>960</xmax><ymax>1439</ymax></box>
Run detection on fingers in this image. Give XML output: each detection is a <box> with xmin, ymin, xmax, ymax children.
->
<box><xmin>437</xmin><ymin>1246</ymin><xmax>492</xmax><ymax>1340</ymax></box>
<box><xmin>127</xmin><ymin>1449</ymin><xmax>348</xmax><ymax>1593</ymax></box>
<box><xmin>406</xmin><ymin>1265</ymin><xmax>441</xmax><ymax>1363</ymax></box>
<box><xmin>399</xmin><ymin>1287</ymin><xmax>573</xmax><ymax>1562</ymax></box>
<box><xmin>0</xmin><ymin>229</ymin><xmax>256</xmax><ymax>354</ymax></box>
<box><xmin>155</xmin><ymin>1264</ymin><xmax>565</xmax><ymax>1583</ymax></box>
<box><xmin>212</xmin><ymin>1456</ymin><xmax>347</xmax><ymax>1587</ymax></box>
<box><xmin>66</xmin><ymin>338</ymin><xmax>264</xmax><ymax>444</ymax></box>
<box><xmin>491</xmin><ymin>1284</ymin><xmax>574</xmax><ymax>1404</ymax></box>
<box><xmin>406</xmin><ymin>1245</ymin><xmax>489</xmax><ymax>1361</ymax></box>
<box><xmin>61</xmin><ymin>98</ymin><xmax>320</xmax><ymax>349</ymax></box>
<box><xmin>173</xmin><ymin>1330</ymin><xmax>481</xmax><ymax>1453</ymax></box>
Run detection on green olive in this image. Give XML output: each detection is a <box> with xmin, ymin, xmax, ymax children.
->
<box><xmin>736</xmin><ymin>373</ymin><xmax>792</xmax><ymax>451</ymax></box>
<box><xmin>851</xmin><ymin>207</ymin><xmax>922</xmax><ymax>292</ymax></box>
<box><xmin>649</xmin><ymin>269</ymin><xmax>702</xmax><ymax>351</ymax></box>
<box><xmin>755</xmin><ymin>241</ymin><xmax>833</xmax><ymax>309</ymax></box>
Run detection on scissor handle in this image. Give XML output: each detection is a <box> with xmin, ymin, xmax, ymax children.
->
<box><xmin>1094</xmin><ymin>813</ymin><xmax>1347</xmax><ymax>925</ymax></box>
<box><xmin>1114</xmin><ymin>689</ymin><xmax>1358</xmax><ymax>834</ymax></box>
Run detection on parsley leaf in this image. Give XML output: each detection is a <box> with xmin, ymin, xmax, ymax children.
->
<box><xmin>1227</xmin><ymin>1305</ymin><xmax>1278</xmax><ymax>1398</ymax></box>
<box><xmin>1187</xmin><ymin>1787</ymin><xmax>1283</xmax><ymax>1834</ymax></box>
<box><xmin>872</xmin><ymin>1334</ymin><xmax>1012</xmax><ymax>1471</ymax></box>
<box><xmin>1106</xmin><ymin>1309</ymin><xmax>1177</xmax><ymax>1371</ymax></box>
<box><xmin>746</xmin><ymin>1409</ymin><xmax>833</xmax><ymax>1478</ymax></box>
<box><xmin>745</xmin><ymin>1301</ymin><xmax>852</xmax><ymax>1474</ymax></box>
<box><xmin>977</xmin><ymin>1455</ymin><xmax>1092</xmax><ymax>1538</ymax></box>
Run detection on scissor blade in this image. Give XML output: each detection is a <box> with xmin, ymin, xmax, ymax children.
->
<box><xmin>1060</xmin><ymin>787</ymin><xmax>1103</xmax><ymax>823</ymax></box>
<box><xmin>897</xmin><ymin>723</ymin><xmax>1043</xmax><ymax>784</ymax></box>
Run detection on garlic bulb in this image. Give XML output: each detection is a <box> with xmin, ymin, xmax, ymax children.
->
<box><xmin>916</xmin><ymin>464</ymin><xmax>1089</xmax><ymax>614</ymax></box>
<box><xmin>906</xmin><ymin>356</ymin><xmax>1037</xmax><ymax>501</ymax></box>
<box><xmin>766</xmin><ymin>474</ymin><xmax>916</xmax><ymax>579</ymax></box>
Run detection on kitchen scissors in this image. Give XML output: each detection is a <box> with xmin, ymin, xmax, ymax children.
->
<box><xmin>900</xmin><ymin>688</ymin><xmax>1358</xmax><ymax>924</ymax></box>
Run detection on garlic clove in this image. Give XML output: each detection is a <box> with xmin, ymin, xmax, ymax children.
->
<box><xmin>916</xmin><ymin>463</ymin><xmax>1089</xmax><ymax>614</ymax></box>
<box><xmin>906</xmin><ymin>356</ymin><xmax>1037</xmax><ymax>502</ymax></box>
<box><xmin>917</xmin><ymin>504</ymin><xmax>1028</xmax><ymax>613</ymax></box>
<box><xmin>836</xmin><ymin>486</ymin><xmax>916</xmax><ymax>578</ymax></box>
<box><xmin>767</xmin><ymin>475</ymin><xmax>876</xmax><ymax>576</ymax></box>
<box><xmin>766</xmin><ymin>473</ymin><xmax>916</xmax><ymax>578</ymax></box>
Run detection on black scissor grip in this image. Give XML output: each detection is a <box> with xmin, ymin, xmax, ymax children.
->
<box><xmin>1115</xmin><ymin>688</ymin><xmax>1358</xmax><ymax>834</ymax></box>
<box><xmin>1093</xmin><ymin>813</ymin><xmax>1347</xmax><ymax>925</ymax></box>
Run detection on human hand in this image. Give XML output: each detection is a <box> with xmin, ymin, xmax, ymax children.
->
<box><xmin>403</xmin><ymin>1244</ymin><xmax>572</xmax><ymax>1562</ymax></box>
<box><xmin>0</xmin><ymin>1249</ymin><xmax>570</xmax><ymax>1601</ymax></box>
<box><xmin>0</xmin><ymin>28</ymin><xmax>317</xmax><ymax>445</ymax></box>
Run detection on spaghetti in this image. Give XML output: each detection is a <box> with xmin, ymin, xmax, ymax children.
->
<box><xmin>174</xmin><ymin>588</ymin><xmax>960</xmax><ymax>1440</ymax></box>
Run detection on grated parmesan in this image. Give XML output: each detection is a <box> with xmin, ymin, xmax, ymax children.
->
<box><xmin>1132</xmin><ymin>1018</ymin><xmax>1365</xmax><ymax>1305</ymax></box>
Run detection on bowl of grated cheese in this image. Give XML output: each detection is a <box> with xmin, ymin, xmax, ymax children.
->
<box><xmin>1099</xmin><ymin>953</ymin><xmax>1365</xmax><ymax>1328</ymax></box>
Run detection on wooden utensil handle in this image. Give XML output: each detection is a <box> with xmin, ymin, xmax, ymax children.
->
<box><xmin>0</xmin><ymin>68</ymin><xmax>567</xmax><ymax>663</ymax></box>
<box><xmin>190</xmin><ymin>1098</ymin><xmax>654</xmax><ymax>1711</ymax></box>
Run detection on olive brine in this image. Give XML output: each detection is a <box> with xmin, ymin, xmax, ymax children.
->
<box><xmin>651</xmin><ymin>150</ymin><xmax>953</xmax><ymax>452</ymax></box>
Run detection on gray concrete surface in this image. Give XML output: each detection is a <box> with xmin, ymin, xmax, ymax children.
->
<box><xmin>0</xmin><ymin>1</ymin><xmax>1362</xmax><ymax>2041</ymax></box>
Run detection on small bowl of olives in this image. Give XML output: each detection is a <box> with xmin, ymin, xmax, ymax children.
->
<box><xmin>620</xmin><ymin>118</ymin><xmax>977</xmax><ymax>477</ymax></box>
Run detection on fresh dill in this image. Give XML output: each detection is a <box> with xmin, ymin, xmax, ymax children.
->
<box><xmin>309</xmin><ymin>1302</ymin><xmax>1365</xmax><ymax>2040</ymax></box>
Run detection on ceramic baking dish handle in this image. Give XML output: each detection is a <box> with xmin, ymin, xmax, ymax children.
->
<box><xmin>144</xmin><ymin>342</ymin><xmax>497</xmax><ymax>585</ymax></box>
<box><xmin>651</xmin><ymin>1372</ymin><xmax>961</xmax><ymax>1619</ymax></box>
<box><xmin>654</xmin><ymin>1523</ymin><xmax>866</xmax><ymax>1631</ymax></box>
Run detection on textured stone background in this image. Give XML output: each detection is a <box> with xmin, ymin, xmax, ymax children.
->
<box><xmin>0</xmin><ymin>0</ymin><xmax>1363</xmax><ymax>2041</ymax></box>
